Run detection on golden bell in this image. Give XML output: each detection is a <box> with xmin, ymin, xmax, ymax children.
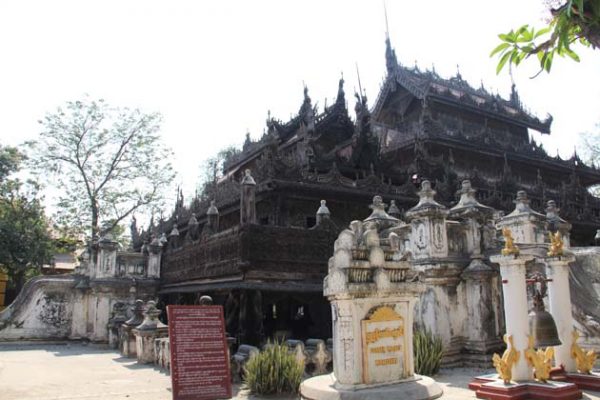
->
<box><xmin>528</xmin><ymin>293</ymin><xmax>562</xmax><ymax>348</ymax></box>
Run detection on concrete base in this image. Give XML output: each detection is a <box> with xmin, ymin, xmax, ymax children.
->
<box><xmin>469</xmin><ymin>374</ymin><xmax>582</xmax><ymax>400</ymax></box>
<box><xmin>300</xmin><ymin>373</ymin><xmax>442</xmax><ymax>400</ymax></box>
<box><xmin>550</xmin><ymin>367</ymin><xmax>600</xmax><ymax>391</ymax></box>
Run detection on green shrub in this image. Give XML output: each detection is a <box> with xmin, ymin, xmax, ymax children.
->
<box><xmin>413</xmin><ymin>329</ymin><xmax>444</xmax><ymax>376</ymax></box>
<box><xmin>244</xmin><ymin>341</ymin><xmax>304</xmax><ymax>395</ymax></box>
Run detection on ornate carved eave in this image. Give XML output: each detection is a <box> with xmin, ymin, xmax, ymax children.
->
<box><xmin>375</xmin><ymin>62</ymin><xmax>552</xmax><ymax>134</ymax></box>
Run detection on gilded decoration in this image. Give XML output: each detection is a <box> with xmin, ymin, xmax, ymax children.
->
<box><xmin>571</xmin><ymin>330</ymin><xmax>597</xmax><ymax>374</ymax></box>
<box><xmin>547</xmin><ymin>231</ymin><xmax>564</xmax><ymax>257</ymax></box>
<box><xmin>492</xmin><ymin>334</ymin><xmax>520</xmax><ymax>384</ymax></box>
<box><xmin>361</xmin><ymin>305</ymin><xmax>407</xmax><ymax>384</ymax></box>
<box><xmin>501</xmin><ymin>227</ymin><xmax>520</xmax><ymax>256</ymax></box>
<box><xmin>524</xmin><ymin>335</ymin><xmax>554</xmax><ymax>383</ymax></box>
<box><xmin>369</xmin><ymin>306</ymin><xmax>403</xmax><ymax>322</ymax></box>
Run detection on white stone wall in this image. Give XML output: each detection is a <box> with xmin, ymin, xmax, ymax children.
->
<box><xmin>0</xmin><ymin>276</ymin><xmax>75</xmax><ymax>340</ymax></box>
<box><xmin>0</xmin><ymin>275</ymin><xmax>156</xmax><ymax>342</ymax></box>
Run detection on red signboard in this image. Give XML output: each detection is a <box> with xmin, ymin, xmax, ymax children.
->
<box><xmin>167</xmin><ymin>305</ymin><xmax>232</xmax><ymax>400</ymax></box>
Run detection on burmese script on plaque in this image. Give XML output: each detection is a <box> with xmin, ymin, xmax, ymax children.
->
<box><xmin>167</xmin><ymin>305</ymin><xmax>231</xmax><ymax>400</ymax></box>
<box><xmin>361</xmin><ymin>305</ymin><xmax>407</xmax><ymax>384</ymax></box>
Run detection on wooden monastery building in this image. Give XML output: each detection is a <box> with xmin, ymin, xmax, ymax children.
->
<box><xmin>135</xmin><ymin>35</ymin><xmax>600</xmax><ymax>353</ymax></box>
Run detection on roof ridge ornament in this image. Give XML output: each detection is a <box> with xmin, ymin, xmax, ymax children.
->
<box><xmin>383</xmin><ymin>2</ymin><xmax>399</xmax><ymax>75</ymax></box>
<box><xmin>336</xmin><ymin>73</ymin><xmax>345</xmax><ymax>105</ymax></box>
<box><xmin>364</xmin><ymin>195</ymin><xmax>399</xmax><ymax>228</ymax></box>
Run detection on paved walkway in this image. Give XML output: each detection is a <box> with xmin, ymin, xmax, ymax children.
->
<box><xmin>0</xmin><ymin>342</ymin><xmax>599</xmax><ymax>399</ymax></box>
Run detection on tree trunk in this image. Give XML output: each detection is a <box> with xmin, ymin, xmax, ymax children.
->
<box><xmin>91</xmin><ymin>201</ymin><xmax>99</xmax><ymax>239</ymax></box>
<box><xmin>12</xmin><ymin>269</ymin><xmax>26</xmax><ymax>298</ymax></box>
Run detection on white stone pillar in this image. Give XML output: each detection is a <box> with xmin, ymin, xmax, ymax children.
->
<box><xmin>545</xmin><ymin>255</ymin><xmax>576</xmax><ymax>372</ymax></box>
<box><xmin>491</xmin><ymin>254</ymin><xmax>534</xmax><ymax>381</ymax></box>
<box><xmin>147</xmin><ymin>238</ymin><xmax>162</xmax><ymax>279</ymax></box>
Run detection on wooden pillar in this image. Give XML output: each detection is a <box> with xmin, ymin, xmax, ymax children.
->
<box><xmin>238</xmin><ymin>289</ymin><xmax>263</xmax><ymax>345</ymax></box>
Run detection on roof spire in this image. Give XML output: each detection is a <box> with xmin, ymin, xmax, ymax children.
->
<box><xmin>336</xmin><ymin>72</ymin><xmax>345</xmax><ymax>105</ymax></box>
<box><xmin>356</xmin><ymin>63</ymin><xmax>364</xmax><ymax>100</ymax></box>
<box><xmin>383</xmin><ymin>1</ymin><xmax>399</xmax><ymax>74</ymax></box>
<box><xmin>510</xmin><ymin>83</ymin><xmax>521</xmax><ymax>108</ymax></box>
<box><xmin>384</xmin><ymin>0</ymin><xmax>390</xmax><ymax>39</ymax></box>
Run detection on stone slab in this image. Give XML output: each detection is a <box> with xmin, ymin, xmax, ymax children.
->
<box><xmin>550</xmin><ymin>368</ymin><xmax>600</xmax><ymax>392</ymax></box>
<box><xmin>300</xmin><ymin>373</ymin><xmax>442</xmax><ymax>400</ymax></box>
<box><xmin>469</xmin><ymin>375</ymin><xmax>582</xmax><ymax>400</ymax></box>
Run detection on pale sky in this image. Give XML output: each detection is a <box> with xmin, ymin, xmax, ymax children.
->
<box><xmin>1</xmin><ymin>0</ymin><xmax>599</xmax><ymax>206</ymax></box>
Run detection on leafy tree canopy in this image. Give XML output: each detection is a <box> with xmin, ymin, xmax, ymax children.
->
<box><xmin>29</xmin><ymin>97</ymin><xmax>176</xmax><ymax>240</ymax></box>
<box><xmin>198</xmin><ymin>145</ymin><xmax>240</xmax><ymax>202</ymax></box>
<box><xmin>0</xmin><ymin>145</ymin><xmax>54</xmax><ymax>294</ymax></box>
<box><xmin>493</xmin><ymin>0</ymin><xmax>600</xmax><ymax>76</ymax></box>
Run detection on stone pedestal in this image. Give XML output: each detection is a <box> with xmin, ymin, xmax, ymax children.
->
<box><xmin>132</xmin><ymin>301</ymin><xmax>168</xmax><ymax>364</ymax></box>
<box><xmin>462</xmin><ymin>258</ymin><xmax>503</xmax><ymax>359</ymax></box>
<box><xmin>119</xmin><ymin>299</ymin><xmax>145</xmax><ymax>358</ymax></box>
<box><xmin>134</xmin><ymin>326</ymin><xmax>168</xmax><ymax>364</ymax></box>
<box><xmin>331</xmin><ymin>296</ymin><xmax>418</xmax><ymax>387</ymax></box>
<box><xmin>107</xmin><ymin>302</ymin><xmax>128</xmax><ymax>349</ymax></box>
<box><xmin>301</xmin><ymin>196</ymin><xmax>442</xmax><ymax>400</ymax></box>
<box><xmin>300</xmin><ymin>373</ymin><xmax>442</xmax><ymax>400</ymax></box>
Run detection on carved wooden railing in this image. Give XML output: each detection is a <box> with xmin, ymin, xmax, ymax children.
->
<box><xmin>161</xmin><ymin>224</ymin><xmax>338</xmax><ymax>285</ymax></box>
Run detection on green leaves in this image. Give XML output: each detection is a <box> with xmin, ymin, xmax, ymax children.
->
<box><xmin>30</xmin><ymin>96</ymin><xmax>176</xmax><ymax>240</ymax></box>
<box><xmin>0</xmin><ymin>147</ymin><xmax>54</xmax><ymax>293</ymax></box>
<box><xmin>244</xmin><ymin>341</ymin><xmax>304</xmax><ymax>395</ymax></box>
<box><xmin>492</xmin><ymin>0</ymin><xmax>598</xmax><ymax>77</ymax></box>
<box><xmin>414</xmin><ymin>329</ymin><xmax>444</xmax><ymax>376</ymax></box>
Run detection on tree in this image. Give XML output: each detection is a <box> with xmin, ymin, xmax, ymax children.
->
<box><xmin>30</xmin><ymin>97</ymin><xmax>176</xmax><ymax>240</ymax></box>
<box><xmin>492</xmin><ymin>0</ymin><xmax>600</xmax><ymax>76</ymax></box>
<box><xmin>0</xmin><ymin>145</ymin><xmax>54</xmax><ymax>294</ymax></box>
<box><xmin>197</xmin><ymin>145</ymin><xmax>240</xmax><ymax>202</ymax></box>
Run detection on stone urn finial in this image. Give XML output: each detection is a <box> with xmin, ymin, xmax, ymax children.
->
<box><xmin>387</xmin><ymin>200</ymin><xmax>401</xmax><ymax>218</ymax></box>
<box><xmin>207</xmin><ymin>200</ymin><xmax>219</xmax><ymax>216</ymax></box>
<box><xmin>241</xmin><ymin>169</ymin><xmax>256</xmax><ymax>186</ymax></box>
<box><xmin>135</xmin><ymin>300</ymin><xmax>166</xmax><ymax>331</ymax></box>
<box><xmin>124</xmin><ymin>299</ymin><xmax>146</xmax><ymax>327</ymax></box>
<box><xmin>316</xmin><ymin>200</ymin><xmax>331</xmax><ymax>224</ymax></box>
<box><xmin>514</xmin><ymin>191</ymin><xmax>530</xmax><ymax>212</ymax></box>
<box><xmin>364</xmin><ymin>195</ymin><xmax>399</xmax><ymax>228</ymax></box>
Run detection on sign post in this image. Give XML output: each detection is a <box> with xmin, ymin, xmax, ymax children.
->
<box><xmin>167</xmin><ymin>305</ymin><xmax>232</xmax><ymax>400</ymax></box>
